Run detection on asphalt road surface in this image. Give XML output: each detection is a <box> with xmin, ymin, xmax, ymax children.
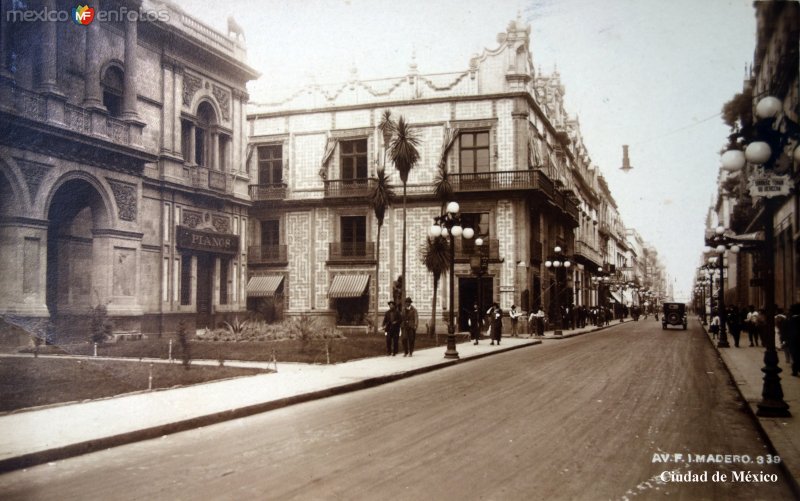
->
<box><xmin>0</xmin><ymin>319</ymin><xmax>795</xmax><ymax>500</ymax></box>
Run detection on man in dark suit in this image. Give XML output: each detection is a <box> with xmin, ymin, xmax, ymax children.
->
<box><xmin>382</xmin><ymin>301</ymin><xmax>401</xmax><ymax>356</ymax></box>
<box><xmin>402</xmin><ymin>297</ymin><xmax>419</xmax><ymax>356</ymax></box>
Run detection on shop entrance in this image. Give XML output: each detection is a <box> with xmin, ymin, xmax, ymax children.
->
<box><xmin>458</xmin><ymin>276</ymin><xmax>493</xmax><ymax>331</ymax></box>
<box><xmin>196</xmin><ymin>254</ymin><xmax>214</xmax><ymax>328</ymax></box>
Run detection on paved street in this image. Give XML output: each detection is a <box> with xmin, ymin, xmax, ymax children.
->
<box><xmin>0</xmin><ymin>320</ymin><xmax>794</xmax><ymax>500</ymax></box>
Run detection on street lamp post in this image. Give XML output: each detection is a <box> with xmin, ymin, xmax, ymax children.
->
<box><xmin>704</xmin><ymin>225</ymin><xmax>740</xmax><ymax>349</ymax></box>
<box><xmin>719</xmin><ymin>94</ymin><xmax>797</xmax><ymax>417</ymax></box>
<box><xmin>545</xmin><ymin>246</ymin><xmax>571</xmax><ymax>336</ymax></box>
<box><xmin>430</xmin><ymin>201</ymin><xmax>474</xmax><ymax>360</ymax></box>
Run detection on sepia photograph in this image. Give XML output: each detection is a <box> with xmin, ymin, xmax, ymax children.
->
<box><xmin>0</xmin><ymin>0</ymin><xmax>798</xmax><ymax>498</ymax></box>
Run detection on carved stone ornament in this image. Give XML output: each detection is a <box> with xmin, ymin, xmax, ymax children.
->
<box><xmin>183</xmin><ymin>209</ymin><xmax>203</xmax><ymax>229</ymax></box>
<box><xmin>107</xmin><ymin>179</ymin><xmax>138</xmax><ymax>222</ymax></box>
<box><xmin>212</xmin><ymin>214</ymin><xmax>231</xmax><ymax>233</ymax></box>
<box><xmin>212</xmin><ymin>84</ymin><xmax>231</xmax><ymax>121</ymax></box>
<box><xmin>17</xmin><ymin>158</ymin><xmax>51</xmax><ymax>199</ymax></box>
<box><xmin>183</xmin><ymin>73</ymin><xmax>203</xmax><ymax>107</ymax></box>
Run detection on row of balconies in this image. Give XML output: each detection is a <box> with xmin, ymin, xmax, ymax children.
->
<box><xmin>248</xmin><ymin>238</ymin><xmax>502</xmax><ymax>266</ymax></box>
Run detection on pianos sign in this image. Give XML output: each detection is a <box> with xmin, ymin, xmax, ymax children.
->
<box><xmin>748</xmin><ymin>173</ymin><xmax>791</xmax><ymax>198</ymax></box>
<box><xmin>176</xmin><ymin>226</ymin><xmax>239</xmax><ymax>254</ymax></box>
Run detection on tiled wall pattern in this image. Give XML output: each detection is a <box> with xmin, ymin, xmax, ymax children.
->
<box><xmin>286</xmin><ymin>211</ymin><xmax>311</xmax><ymax>311</ymax></box>
<box><xmin>314</xmin><ymin>208</ymin><xmax>332</xmax><ymax>310</ymax></box>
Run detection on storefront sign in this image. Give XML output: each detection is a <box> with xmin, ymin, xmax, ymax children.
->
<box><xmin>176</xmin><ymin>225</ymin><xmax>239</xmax><ymax>254</ymax></box>
<box><xmin>748</xmin><ymin>173</ymin><xmax>791</xmax><ymax>198</ymax></box>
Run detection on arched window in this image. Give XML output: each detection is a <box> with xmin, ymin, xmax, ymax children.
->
<box><xmin>101</xmin><ymin>65</ymin><xmax>124</xmax><ymax>117</ymax></box>
<box><xmin>194</xmin><ymin>101</ymin><xmax>217</xmax><ymax>168</ymax></box>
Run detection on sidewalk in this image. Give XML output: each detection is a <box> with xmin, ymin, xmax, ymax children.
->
<box><xmin>0</xmin><ymin>322</ymin><xmax>606</xmax><ymax>473</ymax></box>
<box><xmin>701</xmin><ymin>319</ymin><xmax>800</xmax><ymax>493</ymax></box>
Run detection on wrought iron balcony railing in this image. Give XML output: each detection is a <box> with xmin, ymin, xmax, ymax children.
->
<box><xmin>449</xmin><ymin>170</ymin><xmax>554</xmax><ymax>197</ymax></box>
<box><xmin>324</xmin><ymin>178</ymin><xmax>377</xmax><ymax>198</ymax></box>
<box><xmin>454</xmin><ymin>238</ymin><xmax>500</xmax><ymax>261</ymax></box>
<box><xmin>248</xmin><ymin>244</ymin><xmax>288</xmax><ymax>264</ymax></box>
<box><xmin>328</xmin><ymin>241</ymin><xmax>376</xmax><ymax>262</ymax></box>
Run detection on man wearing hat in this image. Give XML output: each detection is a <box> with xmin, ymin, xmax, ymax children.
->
<box><xmin>402</xmin><ymin>297</ymin><xmax>419</xmax><ymax>357</ymax></box>
<box><xmin>382</xmin><ymin>301</ymin><xmax>401</xmax><ymax>356</ymax></box>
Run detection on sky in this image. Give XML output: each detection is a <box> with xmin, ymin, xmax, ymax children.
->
<box><xmin>180</xmin><ymin>0</ymin><xmax>757</xmax><ymax>301</ymax></box>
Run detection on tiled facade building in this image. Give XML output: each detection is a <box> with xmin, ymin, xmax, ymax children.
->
<box><xmin>0</xmin><ymin>0</ymin><xmax>258</xmax><ymax>338</ymax></box>
<box><xmin>245</xmin><ymin>18</ymin><xmax>666</xmax><ymax>330</ymax></box>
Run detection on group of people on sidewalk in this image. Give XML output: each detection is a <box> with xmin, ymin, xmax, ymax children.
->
<box><xmin>709</xmin><ymin>304</ymin><xmax>799</xmax><ymax>377</ymax></box>
<box><xmin>381</xmin><ymin>297</ymin><xmax>418</xmax><ymax>357</ymax></box>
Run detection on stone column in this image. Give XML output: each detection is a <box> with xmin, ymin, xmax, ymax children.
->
<box><xmin>188</xmin><ymin>123</ymin><xmax>196</xmax><ymax>164</ymax></box>
<box><xmin>83</xmin><ymin>3</ymin><xmax>103</xmax><ymax>109</ymax></box>
<box><xmin>38</xmin><ymin>0</ymin><xmax>60</xmax><ymax>94</ymax></box>
<box><xmin>121</xmin><ymin>15</ymin><xmax>139</xmax><ymax>121</ymax></box>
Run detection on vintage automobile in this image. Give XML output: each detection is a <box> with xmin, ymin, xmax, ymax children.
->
<box><xmin>662</xmin><ymin>302</ymin><xmax>687</xmax><ymax>330</ymax></box>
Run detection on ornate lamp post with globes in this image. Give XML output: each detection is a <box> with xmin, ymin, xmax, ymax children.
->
<box><xmin>545</xmin><ymin>246</ymin><xmax>571</xmax><ymax>336</ymax></box>
<box><xmin>430</xmin><ymin>201</ymin><xmax>474</xmax><ymax>359</ymax></box>
<box><xmin>719</xmin><ymin>94</ymin><xmax>797</xmax><ymax>417</ymax></box>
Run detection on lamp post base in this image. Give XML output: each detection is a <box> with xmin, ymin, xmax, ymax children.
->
<box><xmin>444</xmin><ymin>332</ymin><xmax>459</xmax><ymax>359</ymax></box>
<box><xmin>756</xmin><ymin>348</ymin><xmax>791</xmax><ymax>417</ymax></box>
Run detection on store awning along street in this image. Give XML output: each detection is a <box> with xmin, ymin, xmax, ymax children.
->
<box><xmin>328</xmin><ymin>274</ymin><xmax>370</xmax><ymax>298</ymax></box>
<box><xmin>246</xmin><ymin>275</ymin><xmax>284</xmax><ymax>297</ymax></box>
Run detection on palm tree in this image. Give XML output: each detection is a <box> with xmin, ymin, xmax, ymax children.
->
<box><xmin>421</xmin><ymin>235</ymin><xmax>449</xmax><ymax>339</ymax></box>
<box><xmin>388</xmin><ymin>116</ymin><xmax>420</xmax><ymax>305</ymax></box>
<box><xmin>368</xmin><ymin>167</ymin><xmax>394</xmax><ymax>334</ymax></box>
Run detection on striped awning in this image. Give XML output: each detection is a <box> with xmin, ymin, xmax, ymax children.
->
<box><xmin>610</xmin><ymin>291</ymin><xmax>623</xmax><ymax>304</ymax></box>
<box><xmin>246</xmin><ymin>275</ymin><xmax>284</xmax><ymax>297</ymax></box>
<box><xmin>328</xmin><ymin>274</ymin><xmax>370</xmax><ymax>299</ymax></box>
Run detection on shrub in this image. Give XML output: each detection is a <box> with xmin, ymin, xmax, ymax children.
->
<box><xmin>222</xmin><ymin>316</ymin><xmax>250</xmax><ymax>341</ymax></box>
<box><xmin>89</xmin><ymin>304</ymin><xmax>112</xmax><ymax>344</ymax></box>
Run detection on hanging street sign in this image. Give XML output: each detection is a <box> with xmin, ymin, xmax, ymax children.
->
<box><xmin>747</xmin><ymin>172</ymin><xmax>791</xmax><ymax>198</ymax></box>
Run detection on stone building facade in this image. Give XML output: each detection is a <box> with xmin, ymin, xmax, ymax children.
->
<box><xmin>0</xmin><ymin>0</ymin><xmax>259</xmax><ymax>339</ymax></box>
<box><xmin>245</xmin><ymin>19</ymin><xmax>636</xmax><ymax>330</ymax></box>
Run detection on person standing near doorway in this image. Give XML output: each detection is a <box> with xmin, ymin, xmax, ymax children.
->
<box><xmin>382</xmin><ymin>301</ymin><xmax>401</xmax><ymax>356</ymax></box>
<box><xmin>402</xmin><ymin>297</ymin><xmax>418</xmax><ymax>357</ymax></box>
<box><xmin>509</xmin><ymin>305</ymin><xmax>521</xmax><ymax>337</ymax></box>
<box><xmin>468</xmin><ymin>303</ymin><xmax>481</xmax><ymax>345</ymax></box>
<box><xmin>488</xmin><ymin>302</ymin><xmax>503</xmax><ymax>345</ymax></box>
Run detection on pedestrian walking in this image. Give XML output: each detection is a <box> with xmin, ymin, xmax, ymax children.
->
<box><xmin>727</xmin><ymin>305</ymin><xmax>742</xmax><ymax>347</ymax></box>
<box><xmin>775</xmin><ymin>307</ymin><xmax>789</xmax><ymax>363</ymax></box>
<box><xmin>509</xmin><ymin>305</ymin><xmax>521</xmax><ymax>337</ymax></box>
<box><xmin>530</xmin><ymin>305</ymin><xmax>546</xmax><ymax>337</ymax></box>
<box><xmin>488</xmin><ymin>302</ymin><xmax>503</xmax><ymax>345</ymax></box>
<box><xmin>468</xmin><ymin>303</ymin><xmax>481</xmax><ymax>345</ymax></box>
<box><xmin>745</xmin><ymin>305</ymin><xmax>760</xmax><ymax>347</ymax></box>
<box><xmin>709</xmin><ymin>310</ymin><xmax>720</xmax><ymax>339</ymax></box>
<box><xmin>402</xmin><ymin>297</ymin><xmax>418</xmax><ymax>357</ymax></box>
<box><xmin>382</xmin><ymin>301</ymin><xmax>401</xmax><ymax>356</ymax></box>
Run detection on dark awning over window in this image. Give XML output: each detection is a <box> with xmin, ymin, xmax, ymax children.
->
<box><xmin>246</xmin><ymin>275</ymin><xmax>284</xmax><ymax>297</ymax></box>
<box><xmin>328</xmin><ymin>274</ymin><xmax>370</xmax><ymax>299</ymax></box>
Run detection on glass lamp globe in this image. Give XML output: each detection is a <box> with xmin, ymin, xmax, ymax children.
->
<box><xmin>462</xmin><ymin>227</ymin><xmax>474</xmax><ymax>239</ymax></box>
<box><xmin>429</xmin><ymin>225</ymin><xmax>442</xmax><ymax>238</ymax></box>
<box><xmin>731</xmin><ymin>244</ymin><xmax>741</xmax><ymax>253</ymax></box>
<box><xmin>545</xmin><ymin>260</ymin><xmax>553</xmax><ymax>268</ymax></box>
<box><xmin>451</xmin><ymin>225</ymin><xmax>463</xmax><ymax>237</ymax></box>
<box><xmin>716</xmin><ymin>244</ymin><xmax>726</xmax><ymax>253</ymax></box>
<box><xmin>755</xmin><ymin>96</ymin><xmax>782</xmax><ymax>119</ymax></box>
<box><xmin>446</xmin><ymin>201</ymin><xmax>460</xmax><ymax>214</ymax></box>
<box><xmin>554</xmin><ymin>246</ymin><xmax>562</xmax><ymax>253</ymax></box>
<box><xmin>564</xmin><ymin>261</ymin><xmax>571</xmax><ymax>268</ymax></box>
<box><xmin>715</xmin><ymin>226</ymin><xmax>725</xmax><ymax>235</ymax></box>
<box><xmin>553</xmin><ymin>260</ymin><xmax>561</xmax><ymax>268</ymax></box>
<box><xmin>745</xmin><ymin>141</ymin><xmax>772</xmax><ymax>164</ymax></box>
<box><xmin>475</xmin><ymin>237</ymin><xmax>484</xmax><ymax>246</ymax></box>
<box><xmin>441</xmin><ymin>227</ymin><xmax>449</xmax><ymax>237</ymax></box>
<box><xmin>721</xmin><ymin>150</ymin><xmax>746</xmax><ymax>172</ymax></box>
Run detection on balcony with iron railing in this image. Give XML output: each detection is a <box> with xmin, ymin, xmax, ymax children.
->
<box><xmin>324</xmin><ymin>178</ymin><xmax>377</xmax><ymax>198</ymax></box>
<box><xmin>249</xmin><ymin>183</ymin><xmax>287</xmax><ymax>201</ymax></box>
<box><xmin>328</xmin><ymin>241</ymin><xmax>376</xmax><ymax>263</ymax></box>
<box><xmin>454</xmin><ymin>238</ymin><xmax>500</xmax><ymax>261</ymax></box>
<box><xmin>248</xmin><ymin>244</ymin><xmax>288</xmax><ymax>265</ymax></box>
<box><xmin>449</xmin><ymin>170</ymin><xmax>555</xmax><ymax>198</ymax></box>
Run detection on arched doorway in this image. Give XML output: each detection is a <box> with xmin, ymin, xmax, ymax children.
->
<box><xmin>46</xmin><ymin>179</ymin><xmax>110</xmax><ymax>321</ymax></box>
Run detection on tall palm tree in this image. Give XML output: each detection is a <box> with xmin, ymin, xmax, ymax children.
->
<box><xmin>421</xmin><ymin>235</ymin><xmax>449</xmax><ymax>338</ymax></box>
<box><xmin>388</xmin><ymin>116</ymin><xmax>420</xmax><ymax>305</ymax></box>
<box><xmin>368</xmin><ymin>167</ymin><xmax>394</xmax><ymax>333</ymax></box>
